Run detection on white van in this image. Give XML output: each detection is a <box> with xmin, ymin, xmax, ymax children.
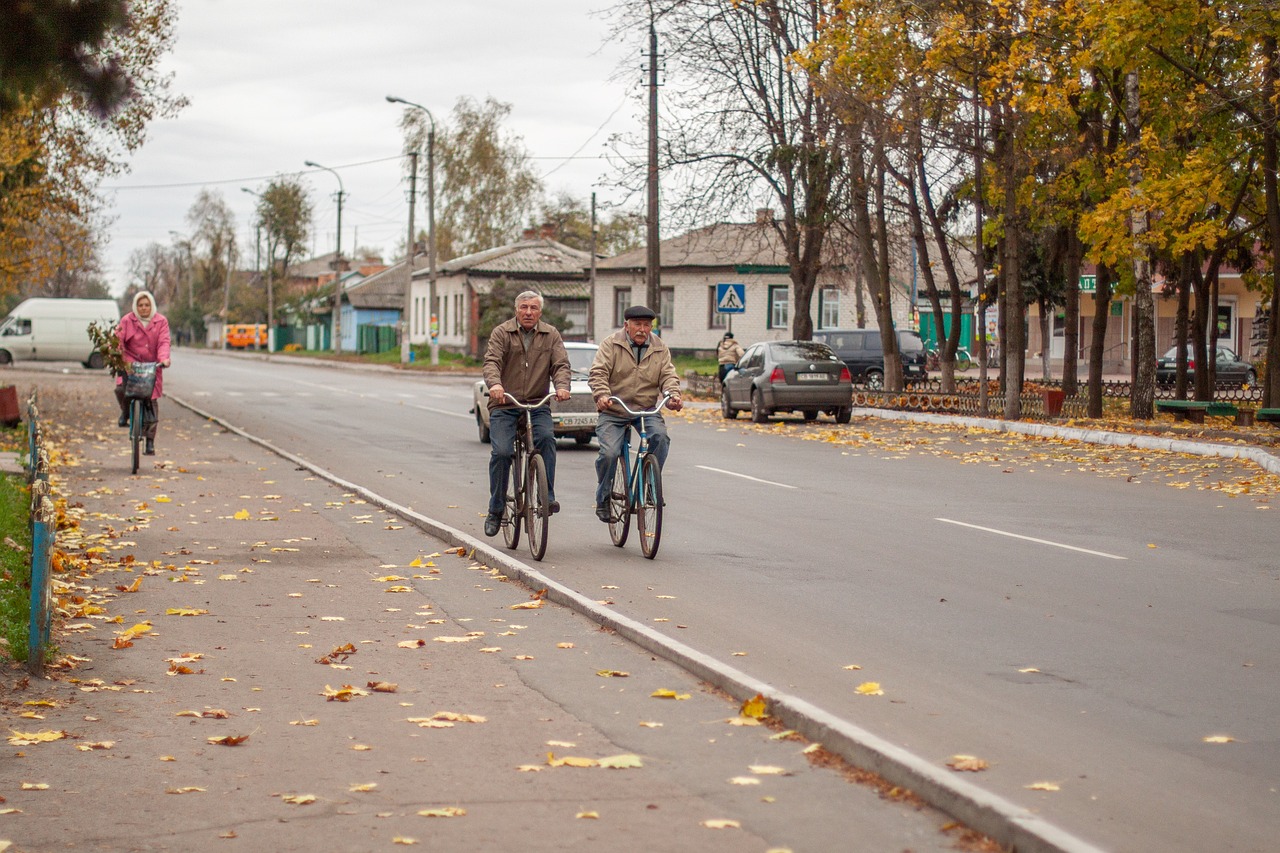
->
<box><xmin>0</xmin><ymin>298</ymin><xmax>121</xmax><ymax>369</ymax></box>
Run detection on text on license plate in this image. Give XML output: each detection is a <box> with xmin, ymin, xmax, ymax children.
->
<box><xmin>796</xmin><ymin>373</ymin><xmax>828</xmax><ymax>382</ymax></box>
<box><xmin>555</xmin><ymin>414</ymin><xmax>597</xmax><ymax>427</ymax></box>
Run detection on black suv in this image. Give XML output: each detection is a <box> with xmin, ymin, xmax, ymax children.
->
<box><xmin>810</xmin><ymin>328</ymin><xmax>929</xmax><ymax>388</ymax></box>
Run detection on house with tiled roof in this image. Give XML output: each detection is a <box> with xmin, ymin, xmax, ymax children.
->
<box><xmin>593</xmin><ymin>213</ymin><xmax>887</xmax><ymax>354</ymax></box>
<box><xmin>420</xmin><ymin>227</ymin><xmax>593</xmax><ymax>355</ymax></box>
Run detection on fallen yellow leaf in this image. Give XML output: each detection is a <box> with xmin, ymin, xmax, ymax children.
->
<box><xmin>740</xmin><ymin>693</ymin><xmax>768</xmax><ymax>718</ymax></box>
<box><xmin>855</xmin><ymin>681</ymin><xmax>884</xmax><ymax>696</ymax></box>
<box><xmin>576</xmin><ymin>811</ymin><xmax>599</xmax><ymax>819</ymax></box>
<box><xmin>946</xmin><ymin>755</ymin><xmax>989</xmax><ymax>772</ymax></box>
<box><xmin>597</xmin><ymin>754</ymin><xmax>643</xmax><ymax>769</ymax></box>
<box><xmin>1026</xmin><ymin>781</ymin><xmax>1060</xmax><ymax>791</ymax></box>
<box><xmin>702</xmin><ymin>819</ymin><xmax>740</xmax><ymax>829</ymax></box>
<box><xmin>282</xmin><ymin>794</ymin><xmax>317</xmax><ymax>805</ymax></box>
<box><xmin>417</xmin><ymin>807</ymin><xmax>466</xmax><ymax>818</ymax></box>
<box><xmin>650</xmin><ymin>689</ymin><xmax>690</xmax><ymax>700</ymax></box>
<box><xmin>8</xmin><ymin>731</ymin><xmax>66</xmax><ymax>746</ymax></box>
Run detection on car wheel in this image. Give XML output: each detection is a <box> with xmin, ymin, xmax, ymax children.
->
<box><xmin>835</xmin><ymin>406</ymin><xmax>852</xmax><ymax>424</ymax></box>
<box><xmin>86</xmin><ymin>351</ymin><xmax>106</xmax><ymax>370</ymax></box>
<box><xmin>866</xmin><ymin>370</ymin><xmax>884</xmax><ymax>390</ymax></box>
<box><xmin>0</xmin><ymin>350</ymin><xmax>11</xmax><ymax>366</ymax></box>
<box><xmin>750</xmin><ymin>390</ymin><xmax>769</xmax><ymax>424</ymax></box>
<box><xmin>802</xmin><ymin>409</ymin><xmax>818</xmax><ymax>422</ymax></box>
<box><xmin>1245</xmin><ymin>369</ymin><xmax>1257</xmax><ymax>386</ymax></box>
<box><xmin>721</xmin><ymin>388</ymin><xmax>738</xmax><ymax>419</ymax></box>
<box><xmin>476</xmin><ymin>409</ymin><xmax>491</xmax><ymax>443</ymax></box>
<box><xmin>574</xmin><ymin>434</ymin><xmax>592</xmax><ymax>446</ymax></box>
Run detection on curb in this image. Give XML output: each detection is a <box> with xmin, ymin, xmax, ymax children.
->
<box><xmin>853</xmin><ymin>407</ymin><xmax>1280</xmax><ymax>475</ymax></box>
<box><xmin>170</xmin><ymin>394</ymin><xmax>1103</xmax><ymax>853</ymax></box>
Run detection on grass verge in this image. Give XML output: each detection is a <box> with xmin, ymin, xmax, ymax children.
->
<box><xmin>0</xmin><ymin>467</ymin><xmax>31</xmax><ymax>662</ymax></box>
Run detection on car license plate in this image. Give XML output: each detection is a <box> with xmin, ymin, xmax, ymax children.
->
<box><xmin>797</xmin><ymin>373</ymin><xmax>827</xmax><ymax>382</ymax></box>
<box><xmin>555</xmin><ymin>413</ymin><xmax>597</xmax><ymax>428</ymax></box>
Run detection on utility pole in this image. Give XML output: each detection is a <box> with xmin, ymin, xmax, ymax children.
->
<box><xmin>399</xmin><ymin>151</ymin><xmax>418</xmax><ymax>364</ymax></box>
<box><xmin>222</xmin><ymin>240</ymin><xmax>233</xmax><ymax>348</ymax></box>
<box><xmin>645</xmin><ymin>18</ymin><xmax>661</xmax><ymax>313</ymax></box>
<box><xmin>589</xmin><ymin>192</ymin><xmax>597</xmax><ymax>341</ymax></box>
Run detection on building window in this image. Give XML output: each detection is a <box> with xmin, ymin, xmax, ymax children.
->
<box><xmin>768</xmin><ymin>285</ymin><xmax>789</xmax><ymax>330</ymax></box>
<box><xmin>708</xmin><ymin>285</ymin><xmax>727</xmax><ymax>329</ymax></box>
<box><xmin>818</xmin><ymin>287</ymin><xmax>839</xmax><ymax>330</ymax></box>
<box><xmin>659</xmin><ymin>287</ymin><xmax>674</xmax><ymax>330</ymax></box>
<box><xmin>614</xmin><ymin>288</ymin><xmax>631</xmax><ymax>327</ymax></box>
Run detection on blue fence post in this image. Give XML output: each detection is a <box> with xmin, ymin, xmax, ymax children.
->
<box><xmin>27</xmin><ymin>493</ymin><xmax>54</xmax><ymax>674</ymax></box>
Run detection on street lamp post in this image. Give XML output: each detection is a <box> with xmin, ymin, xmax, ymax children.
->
<box><xmin>386</xmin><ymin>94</ymin><xmax>438</xmax><ymax>366</ymax></box>
<box><xmin>305</xmin><ymin>160</ymin><xmax>346</xmax><ymax>354</ymax></box>
<box><xmin>241</xmin><ymin>187</ymin><xmax>274</xmax><ymax>351</ymax></box>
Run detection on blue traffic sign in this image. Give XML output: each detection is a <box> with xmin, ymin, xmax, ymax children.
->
<box><xmin>716</xmin><ymin>283</ymin><xmax>745</xmax><ymax>314</ymax></box>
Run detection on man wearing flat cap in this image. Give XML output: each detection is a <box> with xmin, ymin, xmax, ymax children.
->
<box><xmin>588</xmin><ymin>304</ymin><xmax>683</xmax><ymax>522</ymax></box>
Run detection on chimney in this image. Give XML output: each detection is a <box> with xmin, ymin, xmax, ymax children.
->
<box><xmin>521</xmin><ymin>228</ymin><xmax>537</xmax><ymax>240</ymax></box>
<box><xmin>756</xmin><ymin>208</ymin><xmax>775</xmax><ymax>225</ymax></box>
<box><xmin>539</xmin><ymin>222</ymin><xmax>557</xmax><ymax>240</ymax></box>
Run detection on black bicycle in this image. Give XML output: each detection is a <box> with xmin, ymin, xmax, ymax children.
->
<box><xmin>497</xmin><ymin>392</ymin><xmax>554</xmax><ymax>561</ymax></box>
<box><xmin>122</xmin><ymin>362</ymin><xmax>158</xmax><ymax>475</ymax></box>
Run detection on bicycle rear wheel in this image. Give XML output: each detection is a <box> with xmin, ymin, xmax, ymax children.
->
<box><xmin>636</xmin><ymin>454</ymin><xmax>663</xmax><ymax>559</ymax></box>
<box><xmin>501</xmin><ymin>451</ymin><xmax>523</xmax><ymax>550</ymax></box>
<box><xmin>525</xmin><ymin>454</ymin><xmax>549</xmax><ymax>561</ymax></box>
<box><xmin>129</xmin><ymin>398</ymin><xmax>143</xmax><ymax>474</ymax></box>
<box><xmin>607</xmin><ymin>456</ymin><xmax>630</xmax><ymax>547</ymax></box>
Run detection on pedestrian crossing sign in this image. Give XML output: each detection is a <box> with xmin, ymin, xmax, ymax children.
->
<box><xmin>716</xmin><ymin>283</ymin><xmax>745</xmax><ymax>314</ymax></box>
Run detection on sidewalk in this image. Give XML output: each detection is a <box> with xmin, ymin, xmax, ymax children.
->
<box><xmin>1</xmin><ymin>378</ymin><xmax>968</xmax><ymax>852</ymax></box>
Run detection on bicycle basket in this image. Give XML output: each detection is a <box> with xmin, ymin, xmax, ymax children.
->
<box><xmin>123</xmin><ymin>362</ymin><xmax>158</xmax><ymax>399</ymax></box>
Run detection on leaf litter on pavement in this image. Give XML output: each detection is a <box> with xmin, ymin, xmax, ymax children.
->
<box><xmin>3</xmin><ymin>389</ymin><xmax>1005</xmax><ymax>851</ymax></box>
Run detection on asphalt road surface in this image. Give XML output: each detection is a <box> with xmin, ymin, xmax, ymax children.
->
<box><xmin>163</xmin><ymin>350</ymin><xmax>1279</xmax><ymax>852</ymax></box>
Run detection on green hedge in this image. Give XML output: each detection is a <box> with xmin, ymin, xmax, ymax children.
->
<box><xmin>0</xmin><ymin>470</ymin><xmax>31</xmax><ymax>661</ymax></box>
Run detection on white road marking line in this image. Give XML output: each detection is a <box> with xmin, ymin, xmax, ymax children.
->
<box><xmin>935</xmin><ymin>518</ymin><xmax>1127</xmax><ymax>560</ymax></box>
<box><xmin>696</xmin><ymin>465</ymin><xmax>798</xmax><ymax>489</ymax></box>
<box><xmin>408</xmin><ymin>403</ymin><xmax>471</xmax><ymax>420</ymax></box>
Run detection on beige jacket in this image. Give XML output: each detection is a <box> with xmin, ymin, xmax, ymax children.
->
<box><xmin>589</xmin><ymin>328</ymin><xmax>681</xmax><ymax>413</ymax></box>
<box><xmin>482</xmin><ymin>318</ymin><xmax>570</xmax><ymax>410</ymax></box>
<box><xmin>717</xmin><ymin>338</ymin><xmax>744</xmax><ymax>365</ymax></box>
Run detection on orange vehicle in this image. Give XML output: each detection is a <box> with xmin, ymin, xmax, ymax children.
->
<box><xmin>226</xmin><ymin>324</ymin><xmax>267</xmax><ymax>349</ymax></box>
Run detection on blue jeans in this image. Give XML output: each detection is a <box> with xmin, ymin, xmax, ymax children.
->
<box><xmin>488</xmin><ymin>406</ymin><xmax>557</xmax><ymax>517</ymax></box>
<box><xmin>593</xmin><ymin>411</ymin><xmax>669</xmax><ymax>508</ymax></box>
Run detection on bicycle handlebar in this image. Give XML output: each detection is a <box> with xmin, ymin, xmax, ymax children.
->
<box><xmin>500</xmin><ymin>392</ymin><xmax>555</xmax><ymax>409</ymax></box>
<box><xmin>607</xmin><ymin>392</ymin><xmax>674</xmax><ymax>418</ymax></box>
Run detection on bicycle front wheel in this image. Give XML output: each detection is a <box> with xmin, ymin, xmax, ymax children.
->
<box><xmin>501</xmin><ymin>451</ymin><xmax>523</xmax><ymax>550</ymax></box>
<box><xmin>525</xmin><ymin>454</ymin><xmax>549</xmax><ymax>561</ymax></box>
<box><xmin>636</xmin><ymin>454</ymin><xmax>663</xmax><ymax>559</ymax></box>
<box><xmin>129</xmin><ymin>398</ymin><xmax>143</xmax><ymax>474</ymax></box>
<box><xmin>607</xmin><ymin>456</ymin><xmax>630</xmax><ymax>548</ymax></box>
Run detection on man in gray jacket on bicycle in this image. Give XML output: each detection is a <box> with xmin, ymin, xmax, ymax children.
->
<box><xmin>588</xmin><ymin>304</ymin><xmax>682</xmax><ymax>522</ymax></box>
<box><xmin>482</xmin><ymin>291</ymin><xmax>571</xmax><ymax>537</ymax></box>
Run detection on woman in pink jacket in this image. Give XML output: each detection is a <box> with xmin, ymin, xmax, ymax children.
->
<box><xmin>115</xmin><ymin>291</ymin><xmax>172</xmax><ymax>456</ymax></box>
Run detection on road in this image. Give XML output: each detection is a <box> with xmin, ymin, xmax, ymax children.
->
<box><xmin>167</xmin><ymin>350</ymin><xmax>1279</xmax><ymax>852</ymax></box>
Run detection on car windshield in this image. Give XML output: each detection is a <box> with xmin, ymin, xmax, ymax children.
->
<box><xmin>772</xmin><ymin>342</ymin><xmax>838</xmax><ymax>362</ymax></box>
<box><xmin>567</xmin><ymin>347</ymin><xmax>597</xmax><ymax>376</ymax></box>
<box><xmin>1161</xmin><ymin>346</ymin><xmax>1233</xmax><ymax>360</ymax></box>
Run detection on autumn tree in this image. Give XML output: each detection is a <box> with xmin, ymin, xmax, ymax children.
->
<box><xmin>397</xmin><ymin>96</ymin><xmax>543</xmax><ymax>262</ymax></box>
<box><xmin>609</xmin><ymin>0</ymin><xmax>845</xmax><ymax>341</ymax></box>
<box><xmin>0</xmin><ymin>0</ymin><xmax>184</xmax><ymax>300</ymax></box>
<box><xmin>532</xmin><ymin>192</ymin><xmax>644</xmax><ymax>257</ymax></box>
<box><xmin>248</xmin><ymin>176</ymin><xmax>312</xmax><ymax>329</ymax></box>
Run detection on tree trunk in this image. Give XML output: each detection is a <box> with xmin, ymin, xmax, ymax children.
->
<box><xmin>1125</xmin><ymin>70</ymin><xmax>1156</xmax><ymax>420</ymax></box>
<box><xmin>1063</xmin><ymin>228</ymin><xmax>1082</xmax><ymax>395</ymax></box>
<box><xmin>1264</xmin><ymin>36</ymin><xmax>1280</xmax><ymax>409</ymax></box>
<box><xmin>1087</xmin><ymin>265</ymin><xmax>1114</xmax><ymax>418</ymax></box>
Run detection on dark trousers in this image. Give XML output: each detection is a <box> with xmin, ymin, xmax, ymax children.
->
<box><xmin>487</xmin><ymin>406</ymin><xmax>557</xmax><ymax>517</ymax></box>
<box><xmin>115</xmin><ymin>386</ymin><xmax>159</xmax><ymax>440</ymax></box>
<box><xmin>593</xmin><ymin>411</ymin><xmax>670</xmax><ymax>507</ymax></box>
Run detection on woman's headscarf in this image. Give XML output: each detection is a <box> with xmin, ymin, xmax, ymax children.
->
<box><xmin>132</xmin><ymin>291</ymin><xmax>157</xmax><ymax>327</ymax></box>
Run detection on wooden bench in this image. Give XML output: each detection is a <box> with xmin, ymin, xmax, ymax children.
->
<box><xmin>1204</xmin><ymin>402</ymin><xmax>1257</xmax><ymax>426</ymax></box>
<box><xmin>1258</xmin><ymin>408</ymin><xmax>1280</xmax><ymax>427</ymax></box>
<box><xmin>1156</xmin><ymin>399</ymin><xmax>1210</xmax><ymax>423</ymax></box>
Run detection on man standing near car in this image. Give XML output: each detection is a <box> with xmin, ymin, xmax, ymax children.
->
<box><xmin>482</xmin><ymin>291</ymin><xmax>572</xmax><ymax>538</ymax></box>
<box><xmin>588</xmin><ymin>305</ymin><xmax>683</xmax><ymax>522</ymax></box>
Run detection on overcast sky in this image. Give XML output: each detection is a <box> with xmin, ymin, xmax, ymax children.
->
<box><xmin>100</xmin><ymin>0</ymin><xmax>646</xmax><ymax>296</ymax></box>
